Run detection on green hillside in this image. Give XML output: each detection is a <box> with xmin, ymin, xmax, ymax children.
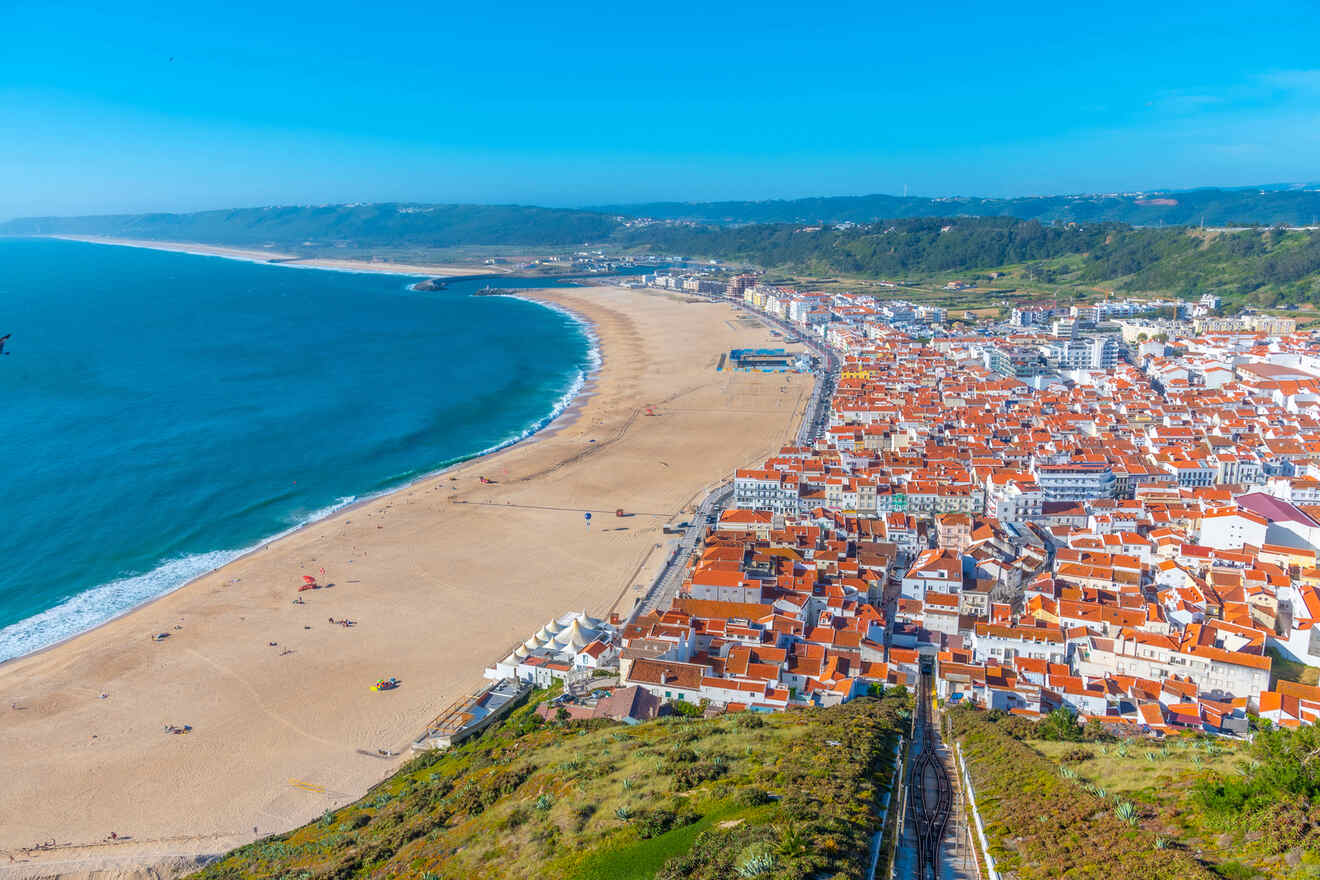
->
<box><xmin>951</xmin><ymin>707</ymin><xmax>1218</xmax><ymax>880</ymax></box>
<box><xmin>0</xmin><ymin>203</ymin><xmax>622</xmax><ymax>248</ymax></box>
<box><xmin>627</xmin><ymin>219</ymin><xmax>1320</xmax><ymax>310</ymax></box>
<box><xmin>951</xmin><ymin>705</ymin><xmax>1320</xmax><ymax>879</ymax></box>
<box><xmin>191</xmin><ymin>690</ymin><xmax>908</xmax><ymax>880</ymax></box>
<box><xmin>596</xmin><ymin>185</ymin><xmax>1320</xmax><ymax>227</ymax></box>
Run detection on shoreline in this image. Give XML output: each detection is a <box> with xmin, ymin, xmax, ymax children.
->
<box><xmin>0</xmin><ymin>286</ymin><xmax>603</xmax><ymax>670</ymax></box>
<box><xmin>0</xmin><ymin>284</ymin><xmax>807</xmax><ymax>873</ymax></box>
<box><xmin>36</xmin><ymin>234</ymin><xmax>501</xmax><ymax>277</ymax></box>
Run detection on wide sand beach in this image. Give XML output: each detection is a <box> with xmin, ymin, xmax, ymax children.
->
<box><xmin>46</xmin><ymin>235</ymin><xmax>495</xmax><ymax>277</ymax></box>
<box><xmin>0</xmin><ymin>281</ymin><xmax>809</xmax><ymax>878</ymax></box>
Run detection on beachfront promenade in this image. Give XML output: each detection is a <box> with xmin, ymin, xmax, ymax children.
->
<box><xmin>0</xmin><ymin>285</ymin><xmax>809</xmax><ymax>878</ymax></box>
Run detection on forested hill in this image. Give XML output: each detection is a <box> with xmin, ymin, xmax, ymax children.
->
<box><xmin>597</xmin><ymin>185</ymin><xmax>1320</xmax><ymax>227</ymax></box>
<box><xmin>626</xmin><ymin>217</ymin><xmax>1320</xmax><ymax>307</ymax></box>
<box><xmin>631</xmin><ymin>217</ymin><xmax>1119</xmax><ymax>276</ymax></box>
<box><xmin>0</xmin><ymin>203</ymin><xmax>623</xmax><ymax>248</ymax></box>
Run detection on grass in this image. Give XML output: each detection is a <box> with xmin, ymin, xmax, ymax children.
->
<box><xmin>950</xmin><ymin>707</ymin><xmax>1218</xmax><ymax>879</ymax></box>
<box><xmin>1032</xmin><ymin>737</ymin><xmax>1243</xmax><ymax>797</ymax></box>
<box><xmin>191</xmin><ymin>693</ymin><xmax>908</xmax><ymax>880</ymax></box>
<box><xmin>569</xmin><ymin>802</ymin><xmax>769</xmax><ymax>880</ymax></box>
<box><xmin>1023</xmin><ymin>736</ymin><xmax>1314</xmax><ymax>878</ymax></box>
<box><xmin>1266</xmin><ymin>645</ymin><xmax>1320</xmax><ymax>688</ymax></box>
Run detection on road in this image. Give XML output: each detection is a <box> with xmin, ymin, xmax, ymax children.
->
<box><xmin>629</xmin><ymin>483</ymin><xmax>733</xmax><ymax>621</ymax></box>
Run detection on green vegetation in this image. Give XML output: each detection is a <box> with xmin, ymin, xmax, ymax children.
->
<box><xmin>15</xmin><ymin>199</ymin><xmax>1320</xmax><ymax>310</ymax></box>
<box><xmin>190</xmin><ymin>692</ymin><xmax>908</xmax><ymax>880</ymax></box>
<box><xmin>1266</xmin><ymin>646</ymin><xmax>1320</xmax><ymax>688</ymax></box>
<box><xmin>951</xmin><ymin>705</ymin><xmax>1217</xmax><ymax>879</ymax></box>
<box><xmin>626</xmin><ymin>218</ymin><xmax>1320</xmax><ymax>310</ymax></box>
<box><xmin>594</xmin><ymin>186</ymin><xmax>1320</xmax><ymax>227</ymax></box>
<box><xmin>0</xmin><ymin>203</ymin><xmax>621</xmax><ymax>248</ymax></box>
<box><xmin>1193</xmin><ymin>724</ymin><xmax>1320</xmax><ymax>872</ymax></box>
<box><xmin>961</xmin><ymin>704</ymin><xmax>1320</xmax><ymax>878</ymax></box>
<box><xmin>626</xmin><ymin>216</ymin><xmax>1117</xmax><ymax>279</ymax></box>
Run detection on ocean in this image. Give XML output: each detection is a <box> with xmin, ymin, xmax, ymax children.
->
<box><xmin>0</xmin><ymin>238</ymin><xmax>595</xmax><ymax>662</ymax></box>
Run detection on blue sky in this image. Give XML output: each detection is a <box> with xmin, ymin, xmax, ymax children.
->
<box><xmin>2</xmin><ymin>0</ymin><xmax>1319</xmax><ymax>218</ymax></box>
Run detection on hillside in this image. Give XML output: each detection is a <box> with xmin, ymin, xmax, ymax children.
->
<box><xmin>598</xmin><ymin>184</ymin><xmax>1320</xmax><ymax>227</ymax></box>
<box><xmin>950</xmin><ymin>705</ymin><xmax>1320</xmax><ymax>880</ymax></box>
<box><xmin>626</xmin><ymin>218</ymin><xmax>1320</xmax><ymax>309</ymax></box>
<box><xmin>189</xmin><ymin>690</ymin><xmax>908</xmax><ymax>880</ymax></box>
<box><xmin>0</xmin><ymin>203</ymin><xmax>622</xmax><ymax>248</ymax></box>
<box><xmin>950</xmin><ymin>707</ymin><xmax>1219</xmax><ymax>880</ymax></box>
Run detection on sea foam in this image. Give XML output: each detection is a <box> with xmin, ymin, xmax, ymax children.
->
<box><xmin>0</xmin><ymin>494</ymin><xmax>357</xmax><ymax>664</ymax></box>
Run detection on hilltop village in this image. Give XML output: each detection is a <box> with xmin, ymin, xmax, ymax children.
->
<box><xmin>492</xmin><ymin>277</ymin><xmax>1320</xmax><ymax>736</ymax></box>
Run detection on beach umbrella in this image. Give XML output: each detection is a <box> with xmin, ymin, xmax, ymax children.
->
<box><xmin>302</xmin><ymin>575</ymin><xmax>316</xmax><ymax>584</ymax></box>
<box><xmin>584</xmin><ymin>512</ymin><xmax>592</xmax><ymax>529</ymax></box>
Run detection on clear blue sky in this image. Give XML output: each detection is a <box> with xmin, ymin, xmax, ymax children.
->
<box><xmin>3</xmin><ymin>0</ymin><xmax>1319</xmax><ymax>218</ymax></box>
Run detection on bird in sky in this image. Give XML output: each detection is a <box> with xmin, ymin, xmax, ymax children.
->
<box><xmin>0</xmin><ymin>334</ymin><xmax>10</xmax><ymax>355</ymax></box>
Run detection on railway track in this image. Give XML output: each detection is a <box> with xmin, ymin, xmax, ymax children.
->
<box><xmin>909</xmin><ymin>661</ymin><xmax>953</xmax><ymax>880</ymax></box>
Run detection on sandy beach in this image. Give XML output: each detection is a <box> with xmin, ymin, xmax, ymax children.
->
<box><xmin>0</xmin><ymin>284</ymin><xmax>808</xmax><ymax>878</ymax></box>
<box><xmin>44</xmin><ymin>235</ymin><xmax>494</xmax><ymax>277</ymax></box>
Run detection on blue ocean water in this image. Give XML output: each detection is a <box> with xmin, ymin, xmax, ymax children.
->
<box><xmin>0</xmin><ymin>238</ymin><xmax>594</xmax><ymax>662</ymax></box>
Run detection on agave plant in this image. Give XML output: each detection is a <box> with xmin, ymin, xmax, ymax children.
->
<box><xmin>535</xmin><ymin>794</ymin><xmax>553</xmax><ymax>812</ymax></box>
<box><xmin>1155</xmin><ymin>836</ymin><xmax>1170</xmax><ymax>850</ymax></box>
<box><xmin>622</xmin><ymin>777</ymin><xmax>634</xmax><ymax>792</ymax></box>
<box><xmin>614</xmin><ymin>805</ymin><xmax>633</xmax><ymax>820</ymax></box>
<box><xmin>1059</xmin><ymin>765</ymin><xmax>1078</xmax><ymax>779</ymax></box>
<box><xmin>1115</xmin><ymin>800</ymin><xmax>1137</xmax><ymax>825</ymax></box>
<box><xmin>1117</xmin><ymin>740</ymin><xmax>1130</xmax><ymax>758</ymax></box>
<box><xmin>774</xmin><ymin>824</ymin><xmax>809</xmax><ymax>858</ymax></box>
<box><xmin>1145</xmin><ymin>751</ymin><xmax>1157</xmax><ymax>762</ymax></box>
<box><xmin>737</xmin><ymin>853</ymin><xmax>778</xmax><ymax>878</ymax></box>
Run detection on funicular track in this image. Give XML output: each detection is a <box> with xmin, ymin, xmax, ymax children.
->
<box><xmin>909</xmin><ymin>658</ymin><xmax>953</xmax><ymax>879</ymax></box>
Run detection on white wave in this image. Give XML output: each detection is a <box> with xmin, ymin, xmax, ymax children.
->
<box><xmin>0</xmin><ymin>494</ymin><xmax>359</xmax><ymax>664</ymax></box>
<box><xmin>0</xmin><ymin>549</ymin><xmax>246</xmax><ymax>664</ymax></box>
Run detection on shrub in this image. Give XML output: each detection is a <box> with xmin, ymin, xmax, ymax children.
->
<box><xmin>672</xmin><ymin>762</ymin><xmax>727</xmax><ymax>791</ymax></box>
<box><xmin>736</xmin><ymin>713</ymin><xmax>765</xmax><ymax>729</ymax></box>
<box><xmin>1059</xmin><ymin>746</ymin><xmax>1092</xmax><ymax>763</ymax></box>
<box><xmin>572</xmin><ymin>803</ymin><xmax>596</xmax><ymax>832</ymax></box>
<box><xmin>633</xmin><ymin>808</ymin><xmax>696</xmax><ymax>839</ymax></box>
<box><xmin>737</xmin><ymin>786</ymin><xmax>774</xmax><ymax>807</ymax></box>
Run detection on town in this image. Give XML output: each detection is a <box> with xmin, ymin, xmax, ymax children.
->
<box><xmin>486</xmin><ymin>271</ymin><xmax>1320</xmax><ymax>737</ymax></box>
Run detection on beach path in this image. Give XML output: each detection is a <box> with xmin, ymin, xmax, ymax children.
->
<box><xmin>0</xmin><ymin>285</ymin><xmax>808</xmax><ymax>877</ymax></box>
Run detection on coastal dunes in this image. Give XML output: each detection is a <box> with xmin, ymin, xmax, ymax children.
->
<box><xmin>0</xmin><ymin>284</ymin><xmax>809</xmax><ymax>879</ymax></box>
